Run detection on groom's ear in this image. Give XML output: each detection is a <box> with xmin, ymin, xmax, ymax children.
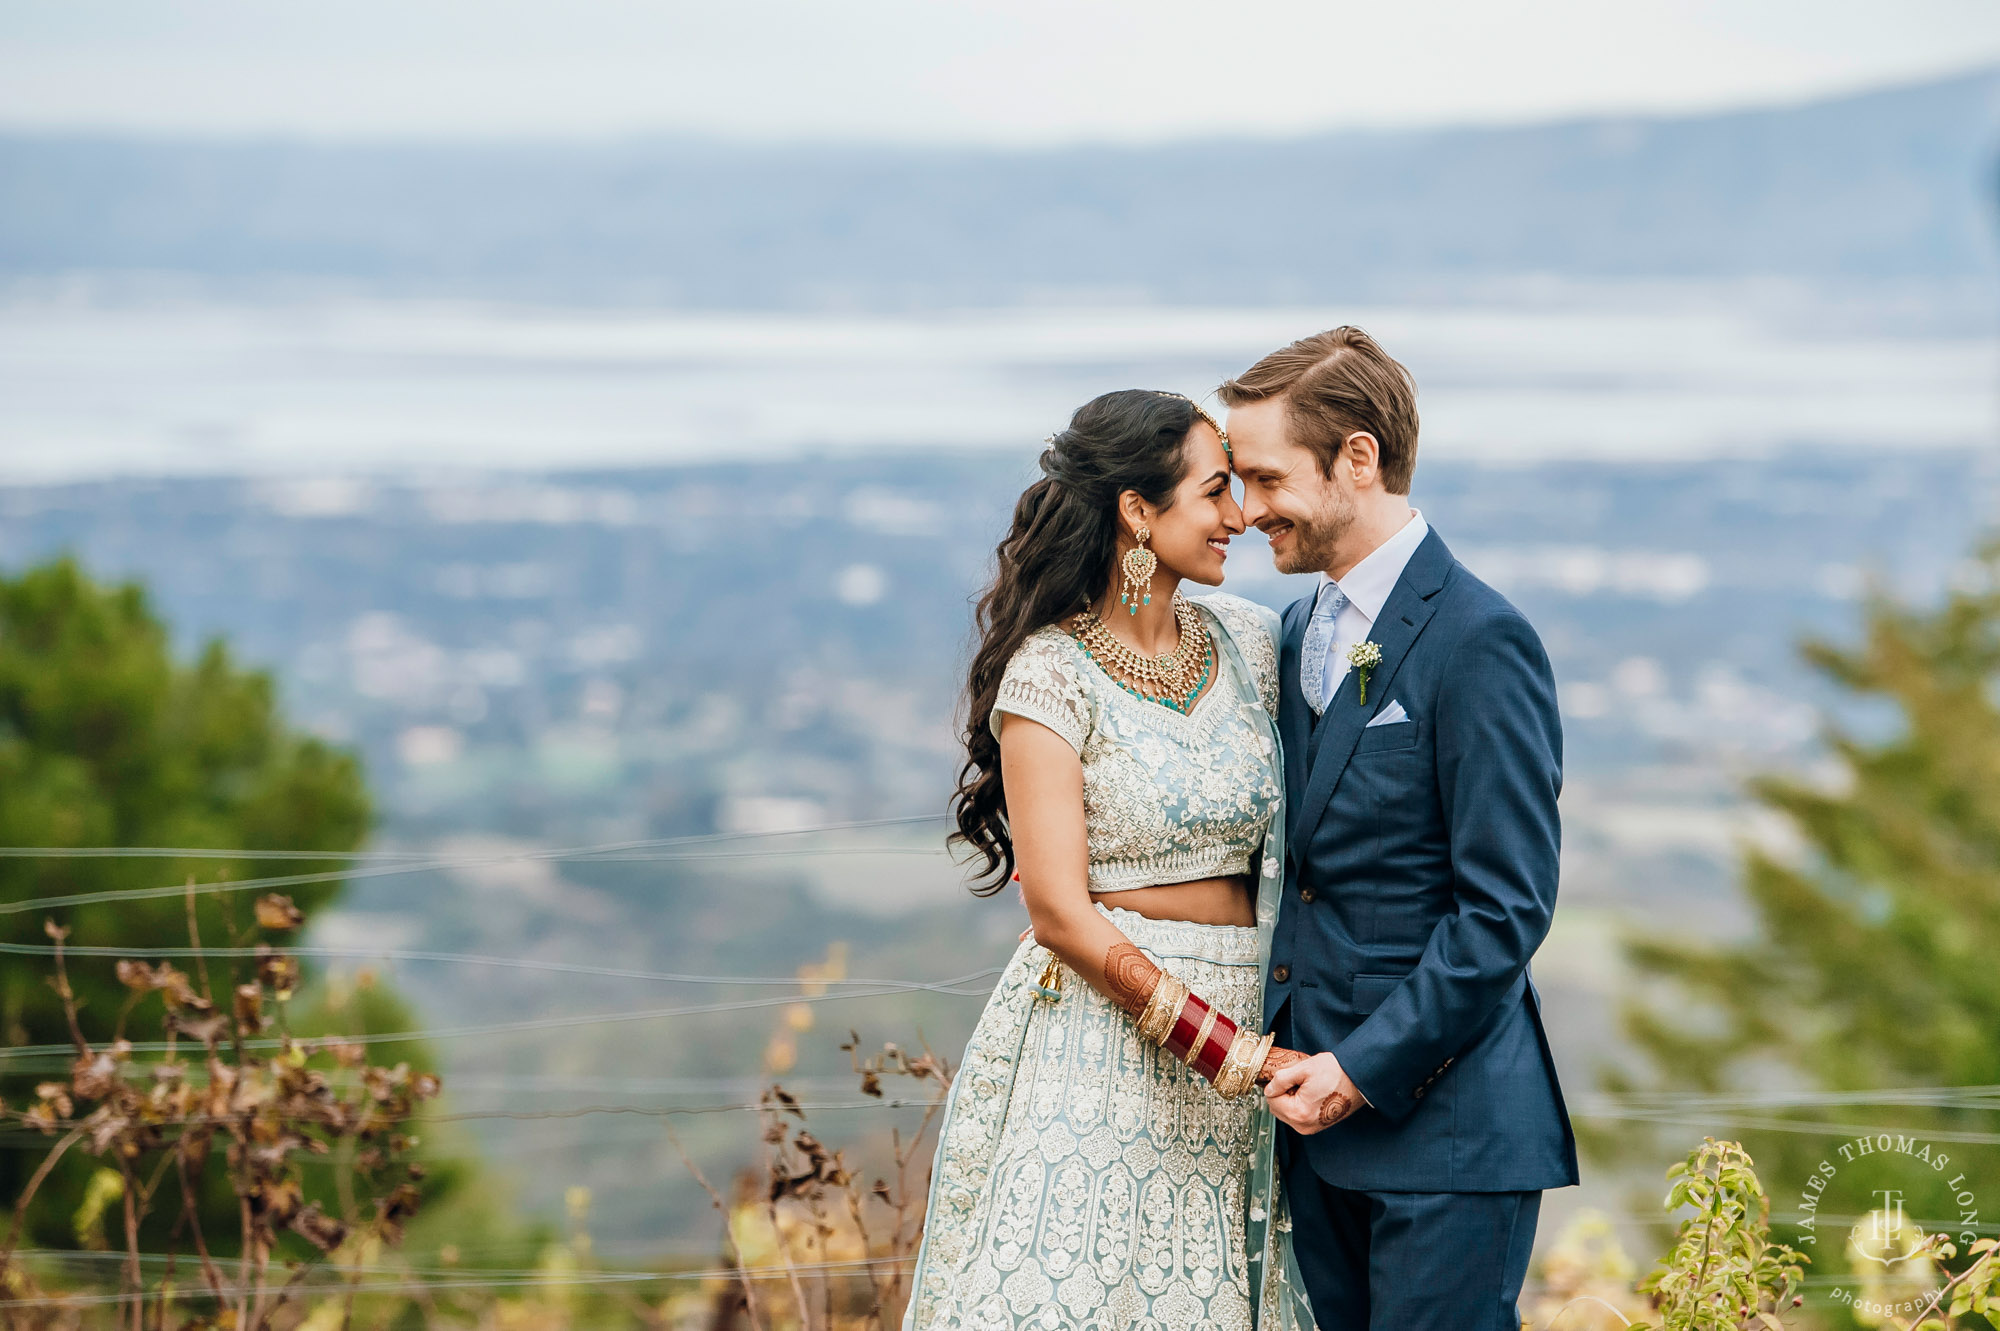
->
<box><xmin>1341</xmin><ymin>431</ymin><xmax>1382</xmax><ymax>489</ymax></box>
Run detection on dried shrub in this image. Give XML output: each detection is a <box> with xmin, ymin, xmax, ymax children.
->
<box><xmin>0</xmin><ymin>892</ymin><xmax>441</xmax><ymax>1331</ymax></box>
<box><xmin>677</xmin><ymin>1032</ymin><xmax>953</xmax><ymax>1331</ymax></box>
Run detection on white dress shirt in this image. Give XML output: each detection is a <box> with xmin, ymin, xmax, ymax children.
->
<box><xmin>1309</xmin><ymin>509</ymin><xmax>1429</xmax><ymax>711</ymax></box>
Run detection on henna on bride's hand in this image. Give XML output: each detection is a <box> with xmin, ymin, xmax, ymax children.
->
<box><xmin>1316</xmin><ymin>1090</ymin><xmax>1357</xmax><ymax>1128</ymax></box>
<box><xmin>1102</xmin><ymin>942</ymin><xmax>1160</xmax><ymax>1016</ymax></box>
<box><xmin>1255</xmin><ymin>1047</ymin><xmax>1308</xmax><ymax>1084</ymax></box>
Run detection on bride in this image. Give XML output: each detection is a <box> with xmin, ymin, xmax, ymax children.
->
<box><xmin>904</xmin><ymin>389</ymin><xmax>1316</xmax><ymax>1330</ymax></box>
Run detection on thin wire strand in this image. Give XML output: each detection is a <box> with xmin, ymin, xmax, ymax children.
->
<box><xmin>0</xmin><ymin>1256</ymin><xmax>922</xmax><ymax>1308</ymax></box>
<box><xmin>1573</xmin><ymin>1105</ymin><xmax>2000</xmax><ymax>1144</ymax></box>
<box><xmin>2</xmin><ymin>1249</ymin><xmax>915</xmax><ymax>1280</ymax></box>
<box><xmin>0</xmin><ymin>971</ymin><xmax>999</xmax><ymax>1061</ymax></box>
<box><xmin>0</xmin><ymin>813</ymin><xmax>949</xmax><ymax>862</ymax></box>
<box><xmin>0</xmin><ymin>1099</ymin><xmax>932</xmax><ymax>1143</ymax></box>
<box><xmin>0</xmin><ymin>815</ymin><xmax>957</xmax><ymax>917</ymax></box>
<box><xmin>0</xmin><ymin>939</ymin><xmax>1002</xmax><ymax>993</ymax></box>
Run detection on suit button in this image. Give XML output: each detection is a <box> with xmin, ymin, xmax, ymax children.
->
<box><xmin>1272</xmin><ymin>965</ymin><xmax>1291</xmax><ymax>984</ymax></box>
<box><xmin>1299</xmin><ymin>887</ymin><xmax>1316</xmax><ymax>903</ymax></box>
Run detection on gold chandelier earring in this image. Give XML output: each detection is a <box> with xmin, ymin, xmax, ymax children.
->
<box><xmin>1119</xmin><ymin>524</ymin><xmax>1157</xmax><ymax>615</ymax></box>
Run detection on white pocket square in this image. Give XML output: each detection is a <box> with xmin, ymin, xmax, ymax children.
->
<box><xmin>1365</xmin><ymin>700</ymin><xmax>1409</xmax><ymax>728</ymax></box>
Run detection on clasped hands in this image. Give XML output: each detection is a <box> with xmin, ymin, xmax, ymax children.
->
<box><xmin>1262</xmin><ymin>1049</ymin><xmax>1363</xmax><ymax>1134</ymax></box>
<box><xmin>1031</xmin><ymin>928</ymin><xmax>1365</xmax><ymax>1131</ymax></box>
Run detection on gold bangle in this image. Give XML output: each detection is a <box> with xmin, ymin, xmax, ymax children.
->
<box><xmin>1183</xmin><ymin>1004</ymin><xmax>1221</xmax><ymax>1069</ymax></box>
<box><xmin>1213</xmin><ymin>1028</ymin><xmax>1262</xmax><ymax>1100</ymax></box>
<box><xmin>1155</xmin><ymin>981</ymin><xmax>1190</xmax><ymax>1046</ymax></box>
<box><xmin>1136</xmin><ymin>977</ymin><xmax>1165</xmax><ymax>1042</ymax></box>
<box><xmin>1248</xmin><ymin>1032</ymin><xmax>1277</xmax><ymax>1085</ymax></box>
<box><xmin>1137</xmin><ymin>975</ymin><xmax>1187</xmax><ymax>1046</ymax></box>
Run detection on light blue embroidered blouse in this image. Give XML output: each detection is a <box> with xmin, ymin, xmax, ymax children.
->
<box><xmin>989</xmin><ymin>593</ymin><xmax>1284</xmax><ymax>893</ymax></box>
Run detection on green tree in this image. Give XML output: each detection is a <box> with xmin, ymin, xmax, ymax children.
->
<box><xmin>1620</xmin><ymin>541</ymin><xmax>2000</xmax><ymax>1324</ymax></box>
<box><xmin>0</xmin><ymin>557</ymin><xmax>372</xmax><ymax>1245</ymax></box>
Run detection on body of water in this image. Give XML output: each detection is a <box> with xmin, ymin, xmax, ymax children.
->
<box><xmin>2</xmin><ymin>288</ymin><xmax>1992</xmax><ymax>479</ymax></box>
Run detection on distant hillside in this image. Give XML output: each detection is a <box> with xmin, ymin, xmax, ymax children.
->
<box><xmin>2</xmin><ymin>69</ymin><xmax>1996</xmax><ymax>307</ymax></box>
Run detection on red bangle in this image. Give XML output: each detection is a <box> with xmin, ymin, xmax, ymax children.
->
<box><xmin>1192</xmin><ymin>1012</ymin><xmax>1238</xmax><ymax>1081</ymax></box>
<box><xmin>1152</xmin><ymin>988</ymin><xmax>1246</xmax><ymax>1088</ymax></box>
<box><xmin>1165</xmin><ymin>993</ymin><xmax>1208</xmax><ymax>1061</ymax></box>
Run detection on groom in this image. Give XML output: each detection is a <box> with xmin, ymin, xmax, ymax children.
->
<box><xmin>1220</xmin><ymin>328</ymin><xmax>1577</xmax><ymax>1330</ymax></box>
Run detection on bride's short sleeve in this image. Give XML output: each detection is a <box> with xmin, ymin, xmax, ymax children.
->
<box><xmin>990</xmin><ymin>630</ymin><xmax>1092</xmax><ymax>755</ymax></box>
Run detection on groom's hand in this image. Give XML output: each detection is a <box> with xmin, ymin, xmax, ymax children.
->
<box><xmin>1263</xmin><ymin>1051</ymin><xmax>1363</xmax><ymax>1135</ymax></box>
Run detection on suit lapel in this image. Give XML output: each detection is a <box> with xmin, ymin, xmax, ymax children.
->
<box><xmin>1288</xmin><ymin>529</ymin><xmax>1456</xmax><ymax>855</ymax></box>
<box><xmin>1277</xmin><ymin>596</ymin><xmax>1312</xmax><ymax>809</ymax></box>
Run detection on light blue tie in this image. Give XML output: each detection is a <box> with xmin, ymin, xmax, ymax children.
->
<box><xmin>1301</xmin><ymin>582</ymin><xmax>1347</xmax><ymax>717</ymax></box>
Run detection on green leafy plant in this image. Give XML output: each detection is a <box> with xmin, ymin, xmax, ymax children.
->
<box><xmin>0</xmin><ymin>556</ymin><xmax>374</xmax><ymax>1242</ymax></box>
<box><xmin>1633</xmin><ymin>1139</ymin><xmax>1808</xmax><ymax>1331</ymax></box>
<box><xmin>1614</xmin><ymin>540</ymin><xmax>2000</xmax><ymax>1319</ymax></box>
<box><xmin>1870</xmin><ymin>1233</ymin><xmax>2000</xmax><ymax>1330</ymax></box>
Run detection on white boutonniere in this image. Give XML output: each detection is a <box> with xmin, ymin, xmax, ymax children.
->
<box><xmin>1348</xmin><ymin>640</ymin><xmax>1383</xmax><ymax>705</ymax></box>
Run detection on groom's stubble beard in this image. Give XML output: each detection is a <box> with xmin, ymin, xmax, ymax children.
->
<box><xmin>1272</xmin><ymin>482</ymin><xmax>1356</xmax><ymax>577</ymax></box>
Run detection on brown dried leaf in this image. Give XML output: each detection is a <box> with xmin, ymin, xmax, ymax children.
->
<box><xmin>171</xmin><ymin>1009</ymin><xmax>229</xmax><ymax>1047</ymax></box>
<box><xmin>289</xmin><ymin>1202</ymin><xmax>348</xmax><ymax>1252</ymax></box>
<box><xmin>71</xmin><ymin>1053</ymin><xmax>120</xmax><ymax>1101</ymax></box>
<box><xmin>255</xmin><ymin>947</ymin><xmax>300</xmax><ymax>999</ymax></box>
<box><xmin>233</xmin><ymin>983</ymin><xmax>265</xmax><ymax>1032</ymax></box>
<box><xmin>202</xmin><ymin>1060</ymin><xmax>238</xmax><ymax>1117</ymax></box>
<box><xmin>115</xmin><ymin>959</ymin><xmax>158</xmax><ymax>992</ymax></box>
<box><xmin>157</xmin><ymin>967</ymin><xmax>201</xmax><ymax>1010</ymax></box>
<box><xmin>255</xmin><ymin>1176</ymin><xmax>304</xmax><ymax>1227</ymax></box>
<box><xmin>86</xmin><ymin>1106</ymin><xmax>131</xmax><ymax>1154</ymax></box>
<box><xmin>34</xmin><ymin>1082</ymin><xmax>73</xmax><ymax>1118</ymax></box>
<box><xmin>254</xmin><ymin>894</ymin><xmax>304</xmax><ymax>932</ymax></box>
<box><xmin>376</xmin><ymin>1183</ymin><xmax>422</xmax><ymax>1245</ymax></box>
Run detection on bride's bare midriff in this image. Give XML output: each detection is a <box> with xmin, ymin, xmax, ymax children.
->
<box><xmin>1091</xmin><ymin>874</ymin><xmax>1256</xmax><ymax>928</ymax></box>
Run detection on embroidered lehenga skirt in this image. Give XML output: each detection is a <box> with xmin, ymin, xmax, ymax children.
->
<box><xmin>905</xmin><ymin>906</ymin><xmax>1273</xmax><ymax>1331</ymax></box>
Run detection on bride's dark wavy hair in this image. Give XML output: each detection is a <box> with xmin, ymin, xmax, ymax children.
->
<box><xmin>952</xmin><ymin>389</ymin><xmax>1208</xmax><ymax>895</ymax></box>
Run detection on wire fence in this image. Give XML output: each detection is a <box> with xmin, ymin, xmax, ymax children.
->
<box><xmin>5</xmin><ymin>822</ymin><xmax>1999</xmax><ymax>1316</ymax></box>
<box><xmin>0</xmin><ymin>1257</ymin><xmax>925</xmax><ymax>1309</ymax></box>
<box><xmin>4</xmin><ymin>814</ymin><xmax>1998</xmax><ymax>1127</ymax></box>
<box><xmin>0</xmin><ymin>815</ymin><xmax>956</xmax><ymax>917</ymax></box>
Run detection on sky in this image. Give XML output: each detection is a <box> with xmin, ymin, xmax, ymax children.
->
<box><xmin>2</xmin><ymin>0</ymin><xmax>1998</xmax><ymax>144</ymax></box>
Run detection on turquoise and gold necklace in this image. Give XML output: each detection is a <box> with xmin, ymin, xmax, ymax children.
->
<box><xmin>1068</xmin><ymin>593</ymin><xmax>1214</xmax><ymax>714</ymax></box>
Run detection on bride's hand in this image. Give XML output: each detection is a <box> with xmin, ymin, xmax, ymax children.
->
<box><xmin>1262</xmin><ymin>1050</ymin><xmax>1364</xmax><ymax>1135</ymax></box>
<box><xmin>1256</xmin><ymin>1046</ymin><xmax>1308</xmax><ymax>1082</ymax></box>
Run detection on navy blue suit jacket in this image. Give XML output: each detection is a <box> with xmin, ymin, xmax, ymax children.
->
<box><xmin>1266</xmin><ymin>527</ymin><xmax>1578</xmax><ymax>1194</ymax></box>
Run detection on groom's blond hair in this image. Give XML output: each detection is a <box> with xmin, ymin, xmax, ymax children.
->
<box><xmin>1216</xmin><ymin>326</ymin><xmax>1419</xmax><ymax>495</ymax></box>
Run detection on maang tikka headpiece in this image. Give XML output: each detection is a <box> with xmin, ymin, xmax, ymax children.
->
<box><xmin>1156</xmin><ymin>392</ymin><xmax>1230</xmax><ymax>461</ymax></box>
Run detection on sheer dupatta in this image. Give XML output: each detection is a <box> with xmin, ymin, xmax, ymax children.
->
<box><xmin>1203</xmin><ymin>600</ymin><xmax>1316</xmax><ymax>1331</ymax></box>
